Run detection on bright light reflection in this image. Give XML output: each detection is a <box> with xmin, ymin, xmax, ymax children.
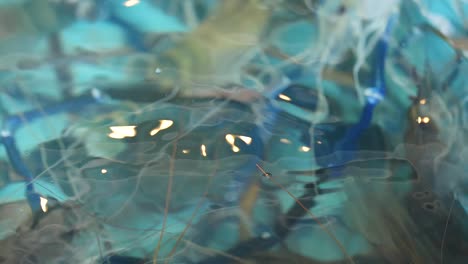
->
<box><xmin>278</xmin><ymin>94</ymin><xmax>292</xmax><ymax>102</ymax></box>
<box><xmin>225</xmin><ymin>134</ymin><xmax>252</xmax><ymax>153</ymax></box>
<box><xmin>182</xmin><ymin>149</ymin><xmax>190</xmax><ymax>154</ymax></box>
<box><xmin>419</xmin><ymin>99</ymin><xmax>427</xmax><ymax>105</ymax></box>
<box><xmin>225</xmin><ymin>134</ymin><xmax>235</xmax><ymax>144</ymax></box>
<box><xmin>101</xmin><ymin>169</ymin><xmax>108</xmax><ymax>174</ymax></box>
<box><xmin>40</xmin><ymin>197</ymin><xmax>48</xmax><ymax>213</ymax></box>
<box><xmin>280</xmin><ymin>138</ymin><xmax>291</xmax><ymax>144</ymax></box>
<box><xmin>417</xmin><ymin>116</ymin><xmax>431</xmax><ymax>124</ymax></box>
<box><xmin>201</xmin><ymin>144</ymin><xmax>207</xmax><ymax>157</ymax></box>
<box><xmin>300</xmin><ymin>146</ymin><xmax>311</xmax><ymax>152</ymax></box>
<box><xmin>238</xmin><ymin>136</ymin><xmax>252</xmax><ymax>145</ymax></box>
<box><xmin>150</xmin><ymin>120</ymin><xmax>174</xmax><ymax>136</ymax></box>
<box><xmin>108</xmin><ymin>126</ymin><xmax>137</xmax><ymax>139</ymax></box>
<box><xmin>123</xmin><ymin>0</ymin><xmax>139</xmax><ymax>7</ymax></box>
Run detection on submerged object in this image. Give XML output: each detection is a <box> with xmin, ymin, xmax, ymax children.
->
<box><xmin>0</xmin><ymin>0</ymin><xmax>97</xmax><ymax>59</ymax></box>
<box><xmin>0</xmin><ymin>198</ymin><xmax>101</xmax><ymax>263</ymax></box>
<box><xmin>1</xmin><ymin>89</ymin><xmax>107</xmax><ymax>212</ymax></box>
<box><xmin>1</xmin><ymin>0</ymin><xmax>467</xmax><ymax>263</ymax></box>
<box><xmin>144</xmin><ymin>0</ymin><xmax>272</xmax><ymax>99</ymax></box>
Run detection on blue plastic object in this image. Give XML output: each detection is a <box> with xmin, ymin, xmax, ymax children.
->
<box><xmin>316</xmin><ymin>16</ymin><xmax>396</xmax><ymax>171</ymax></box>
<box><xmin>4</xmin><ymin>89</ymin><xmax>105</xmax><ymax>133</ymax></box>
<box><xmin>0</xmin><ymin>134</ymin><xmax>41</xmax><ymax>211</ymax></box>
<box><xmin>0</xmin><ymin>89</ymin><xmax>105</xmax><ymax>212</ymax></box>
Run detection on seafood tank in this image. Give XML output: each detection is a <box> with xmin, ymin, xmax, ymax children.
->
<box><xmin>0</xmin><ymin>0</ymin><xmax>467</xmax><ymax>263</ymax></box>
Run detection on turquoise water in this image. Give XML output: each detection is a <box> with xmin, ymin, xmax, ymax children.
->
<box><xmin>0</xmin><ymin>0</ymin><xmax>467</xmax><ymax>263</ymax></box>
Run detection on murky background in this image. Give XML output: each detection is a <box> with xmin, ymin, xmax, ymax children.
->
<box><xmin>0</xmin><ymin>0</ymin><xmax>467</xmax><ymax>263</ymax></box>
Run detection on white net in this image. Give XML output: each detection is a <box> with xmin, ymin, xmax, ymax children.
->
<box><xmin>0</xmin><ymin>0</ymin><xmax>467</xmax><ymax>263</ymax></box>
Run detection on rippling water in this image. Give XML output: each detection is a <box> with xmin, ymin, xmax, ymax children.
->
<box><xmin>0</xmin><ymin>0</ymin><xmax>467</xmax><ymax>263</ymax></box>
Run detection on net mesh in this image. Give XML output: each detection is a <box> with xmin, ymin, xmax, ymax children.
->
<box><xmin>0</xmin><ymin>0</ymin><xmax>467</xmax><ymax>263</ymax></box>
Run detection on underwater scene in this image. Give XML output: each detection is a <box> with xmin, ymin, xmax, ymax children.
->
<box><xmin>0</xmin><ymin>0</ymin><xmax>467</xmax><ymax>263</ymax></box>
